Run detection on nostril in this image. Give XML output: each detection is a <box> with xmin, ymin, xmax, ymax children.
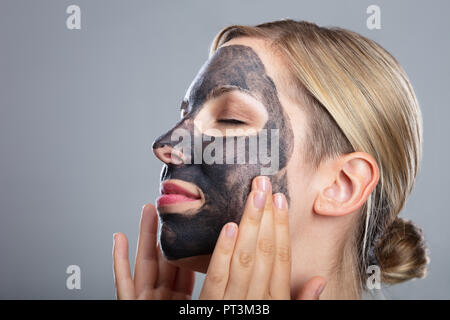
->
<box><xmin>163</xmin><ymin>152</ymin><xmax>173</xmax><ymax>160</ymax></box>
<box><xmin>152</xmin><ymin>141</ymin><xmax>166</xmax><ymax>149</ymax></box>
<box><xmin>153</xmin><ymin>143</ymin><xmax>184</xmax><ymax>165</ymax></box>
<box><xmin>163</xmin><ymin>151</ymin><xmax>184</xmax><ymax>165</ymax></box>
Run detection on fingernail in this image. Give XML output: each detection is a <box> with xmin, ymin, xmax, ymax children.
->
<box><xmin>274</xmin><ymin>193</ymin><xmax>287</xmax><ymax>209</ymax></box>
<box><xmin>253</xmin><ymin>191</ymin><xmax>267</xmax><ymax>209</ymax></box>
<box><xmin>225</xmin><ymin>223</ymin><xmax>236</xmax><ymax>238</ymax></box>
<box><xmin>315</xmin><ymin>283</ymin><xmax>326</xmax><ymax>299</ymax></box>
<box><xmin>256</xmin><ymin>176</ymin><xmax>270</xmax><ymax>192</ymax></box>
<box><xmin>113</xmin><ymin>233</ymin><xmax>118</xmax><ymax>241</ymax></box>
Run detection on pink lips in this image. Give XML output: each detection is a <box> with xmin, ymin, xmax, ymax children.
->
<box><xmin>156</xmin><ymin>182</ymin><xmax>201</xmax><ymax>207</ymax></box>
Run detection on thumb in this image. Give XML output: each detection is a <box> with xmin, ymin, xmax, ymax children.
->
<box><xmin>295</xmin><ymin>276</ymin><xmax>326</xmax><ymax>300</ymax></box>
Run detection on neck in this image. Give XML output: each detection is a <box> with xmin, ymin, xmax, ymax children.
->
<box><xmin>290</xmin><ymin>221</ymin><xmax>361</xmax><ymax>299</ymax></box>
<box><xmin>319</xmin><ymin>250</ymin><xmax>361</xmax><ymax>299</ymax></box>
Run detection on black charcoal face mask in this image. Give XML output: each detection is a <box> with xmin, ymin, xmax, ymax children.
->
<box><xmin>152</xmin><ymin>45</ymin><xmax>294</xmax><ymax>260</ymax></box>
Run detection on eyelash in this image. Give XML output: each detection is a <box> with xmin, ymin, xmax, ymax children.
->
<box><xmin>217</xmin><ymin>118</ymin><xmax>246</xmax><ymax>125</ymax></box>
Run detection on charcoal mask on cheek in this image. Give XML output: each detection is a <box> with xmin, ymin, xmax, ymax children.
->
<box><xmin>152</xmin><ymin>45</ymin><xmax>294</xmax><ymax>260</ymax></box>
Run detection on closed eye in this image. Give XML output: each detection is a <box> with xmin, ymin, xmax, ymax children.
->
<box><xmin>216</xmin><ymin>118</ymin><xmax>246</xmax><ymax>125</ymax></box>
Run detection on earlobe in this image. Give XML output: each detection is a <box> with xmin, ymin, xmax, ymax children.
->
<box><xmin>313</xmin><ymin>152</ymin><xmax>379</xmax><ymax>217</ymax></box>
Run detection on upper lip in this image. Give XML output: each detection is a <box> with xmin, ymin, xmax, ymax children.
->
<box><xmin>160</xmin><ymin>180</ymin><xmax>202</xmax><ymax>200</ymax></box>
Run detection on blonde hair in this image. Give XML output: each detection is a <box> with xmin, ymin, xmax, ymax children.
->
<box><xmin>210</xmin><ymin>20</ymin><xmax>428</xmax><ymax>290</ymax></box>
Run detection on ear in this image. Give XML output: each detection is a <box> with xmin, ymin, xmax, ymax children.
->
<box><xmin>313</xmin><ymin>152</ymin><xmax>380</xmax><ymax>217</ymax></box>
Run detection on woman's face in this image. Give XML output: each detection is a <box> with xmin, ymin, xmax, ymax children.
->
<box><xmin>153</xmin><ymin>37</ymin><xmax>313</xmax><ymax>268</ymax></box>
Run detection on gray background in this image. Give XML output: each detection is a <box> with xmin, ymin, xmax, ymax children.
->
<box><xmin>0</xmin><ymin>0</ymin><xmax>448</xmax><ymax>299</ymax></box>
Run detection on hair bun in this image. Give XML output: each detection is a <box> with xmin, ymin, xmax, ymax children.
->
<box><xmin>375</xmin><ymin>217</ymin><xmax>429</xmax><ymax>284</ymax></box>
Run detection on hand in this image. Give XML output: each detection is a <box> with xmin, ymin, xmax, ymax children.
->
<box><xmin>113</xmin><ymin>204</ymin><xmax>195</xmax><ymax>299</ymax></box>
<box><xmin>199</xmin><ymin>176</ymin><xmax>326</xmax><ymax>300</ymax></box>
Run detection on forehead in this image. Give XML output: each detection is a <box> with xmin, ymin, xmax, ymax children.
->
<box><xmin>214</xmin><ymin>39</ymin><xmax>304</xmax><ymax>114</ymax></box>
<box><xmin>221</xmin><ymin>37</ymin><xmax>281</xmax><ymax>80</ymax></box>
<box><xmin>188</xmin><ymin>38</ymin><xmax>289</xmax><ymax>98</ymax></box>
<box><xmin>183</xmin><ymin>36</ymin><xmax>308</xmax><ymax>140</ymax></box>
<box><xmin>223</xmin><ymin>38</ymin><xmax>310</xmax><ymax>150</ymax></box>
<box><xmin>185</xmin><ymin>38</ymin><xmax>294</xmax><ymax>112</ymax></box>
<box><xmin>184</xmin><ymin>42</ymin><xmax>272</xmax><ymax>109</ymax></box>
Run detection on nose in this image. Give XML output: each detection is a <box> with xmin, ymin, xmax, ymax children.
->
<box><xmin>152</xmin><ymin>140</ymin><xmax>185</xmax><ymax>165</ymax></box>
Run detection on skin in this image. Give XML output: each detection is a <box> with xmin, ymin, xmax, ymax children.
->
<box><xmin>113</xmin><ymin>37</ymin><xmax>380</xmax><ymax>299</ymax></box>
<box><xmin>113</xmin><ymin>177</ymin><xmax>325</xmax><ymax>299</ymax></box>
<box><xmin>152</xmin><ymin>44</ymin><xmax>294</xmax><ymax>260</ymax></box>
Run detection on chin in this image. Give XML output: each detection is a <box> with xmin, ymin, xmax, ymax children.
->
<box><xmin>165</xmin><ymin>254</ymin><xmax>212</xmax><ymax>273</ymax></box>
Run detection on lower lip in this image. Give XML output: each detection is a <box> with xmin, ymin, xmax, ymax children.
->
<box><xmin>156</xmin><ymin>194</ymin><xmax>200</xmax><ymax>206</ymax></box>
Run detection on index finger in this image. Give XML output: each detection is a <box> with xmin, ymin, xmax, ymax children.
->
<box><xmin>134</xmin><ymin>203</ymin><xmax>159</xmax><ymax>295</ymax></box>
<box><xmin>113</xmin><ymin>232</ymin><xmax>136</xmax><ymax>299</ymax></box>
<box><xmin>269</xmin><ymin>193</ymin><xmax>291</xmax><ymax>299</ymax></box>
<box><xmin>223</xmin><ymin>177</ymin><xmax>270</xmax><ymax>299</ymax></box>
<box><xmin>199</xmin><ymin>222</ymin><xmax>238</xmax><ymax>299</ymax></box>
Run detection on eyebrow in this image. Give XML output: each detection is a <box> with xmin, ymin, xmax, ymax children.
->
<box><xmin>207</xmin><ymin>85</ymin><xmax>258</xmax><ymax>102</ymax></box>
<box><xmin>180</xmin><ymin>85</ymin><xmax>257</xmax><ymax>112</ymax></box>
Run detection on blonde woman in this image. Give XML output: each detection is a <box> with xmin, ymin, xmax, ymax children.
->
<box><xmin>113</xmin><ymin>20</ymin><xmax>428</xmax><ymax>299</ymax></box>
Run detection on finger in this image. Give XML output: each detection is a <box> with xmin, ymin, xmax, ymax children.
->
<box><xmin>134</xmin><ymin>203</ymin><xmax>159</xmax><ymax>296</ymax></box>
<box><xmin>173</xmin><ymin>267</ymin><xmax>196</xmax><ymax>299</ymax></box>
<box><xmin>246</xmin><ymin>193</ymin><xmax>275</xmax><ymax>299</ymax></box>
<box><xmin>270</xmin><ymin>193</ymin><xmax>291</xmax><ymax>299</ymax></box>
<box><xmin>296</xmin><ymin>276</ymin><xmax>326</xmax><ymax>300</ymax></box>
<box><xmin>171</xmin><ymin>290</ymin><xmax>193</xmax><ymax>300</ymax></box>
<box><xmin>200</xmin><ymin>222</ymin><xmax>238</xmax><ymax>299</ymax></box>
<box><xmin>223</xmin><ymin>176</ymin><xmax>271</xmax><ymax>299</ymax></box>
<box><xmin>155</xmin><ymin>242</ymin><xmax>178</xmax><ymax>289</ymax></box>
<box><xmin>113</xmin><ymin>232</ymin><xmax>136</xmax><ymax>299</ymax></box>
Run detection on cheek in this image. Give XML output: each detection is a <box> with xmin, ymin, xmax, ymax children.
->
<box><xmin>284</xmin><ymin>139</ymin><xmax>316</xmax><ymax>230</ymax></box>
<box><xmin>204</xmin><ymin>163</ymin><xmax>261</xmax><ymax>210</ymax></box>
<box><xmin>198</xmin><ymin>129</ymin><xmax>294</xmax><ymax>219</ymax></box>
